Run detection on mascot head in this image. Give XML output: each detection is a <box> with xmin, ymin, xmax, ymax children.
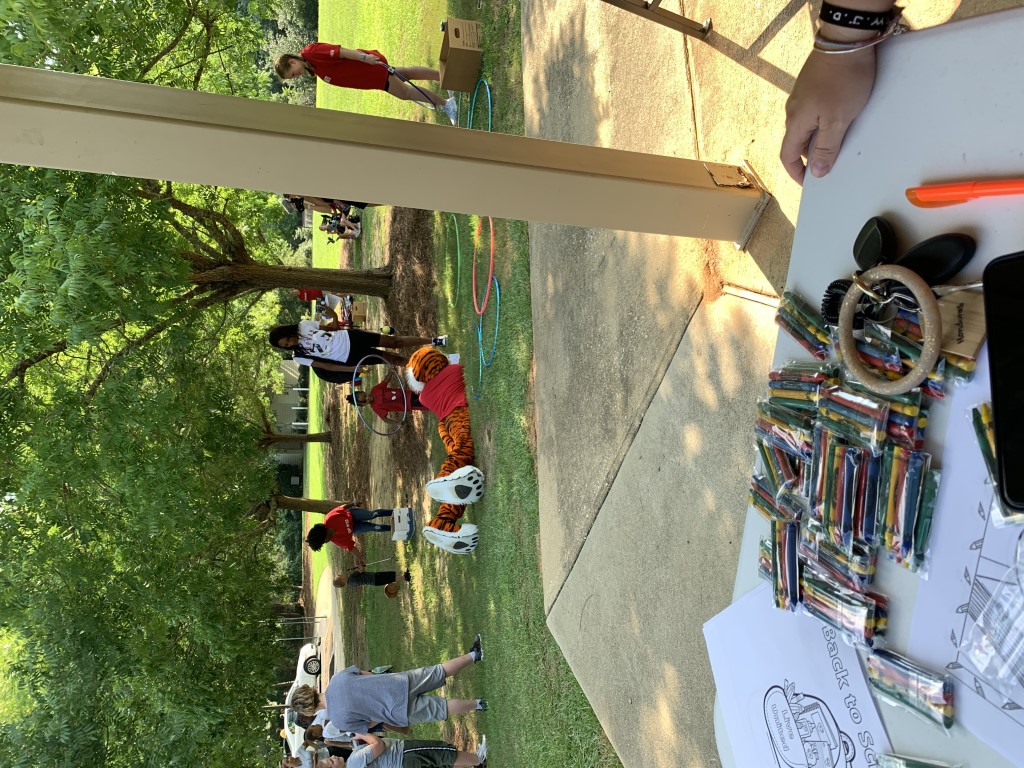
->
<box><xmin>405</xmin><ymin>346</ymin><xmax>448</xmax><ymax>394</ymax></box>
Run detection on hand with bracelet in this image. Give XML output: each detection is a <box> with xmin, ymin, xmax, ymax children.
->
<box><xmin>781</xmin><ymin>1</ymin><xmax>902</xmax><ymax>184</ymax></box>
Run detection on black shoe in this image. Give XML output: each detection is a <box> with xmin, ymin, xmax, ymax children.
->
<box><xmin>467</xmin><ymin>633</ymin><xmax>483</xmax><ymax>663</ymax></box>
<box><xmin>403</xmin><ymin>570</ymin><xmax>411</xmax><ymax>582</ymax></box>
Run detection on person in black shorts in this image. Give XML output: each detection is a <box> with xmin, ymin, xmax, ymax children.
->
<box><xmin>268</xmin><ymin>320</ymin><xmax>447</xmax><ymax>372</ymax></box>
<box><xmin>319</xmin><ymin>731</ymin><xmax>487</xmax><ymax>768</ymax></box>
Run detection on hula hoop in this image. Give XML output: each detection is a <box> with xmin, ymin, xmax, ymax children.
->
<box><xmin>351</xmin><ymin>354</ymin><xmax>408</xmax><ymax>436</ymax></box>
<box><xmin>479</xmin><ymin>276</ymin><xmax>501</xmax><ymax>368</ymax></box>
<box><xmin>472</xmin><ymin>276</ymin><xmax>501</xmax><ymax>400</ymax></box>
<box><xmin>467</xmin><ymin>78</ymin><xmax>493</xmax><ymax>132</ymax></box>
<box><xmin>448</xmin><ymin>213</ymin><xmax>462</xmax><ymax>304</ymax></box>
<box><xmin>472</xmin><ymin>216</ymin><xmax>495</xmax><ymax>315</ymax></box>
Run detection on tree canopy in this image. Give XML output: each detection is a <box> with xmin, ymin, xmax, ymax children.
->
<box><xmin>0</xmin><ymin>2</ymin><xmax>352</xmax><ymax>765</ymax></box>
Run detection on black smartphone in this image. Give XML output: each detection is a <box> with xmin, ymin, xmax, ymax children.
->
<box><xmin>983</xmin><ymin>252</ymin><xmax>1024</xmax><ymax>511</ymax></box>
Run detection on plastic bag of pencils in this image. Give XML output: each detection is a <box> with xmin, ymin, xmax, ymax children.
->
<box><xmin>844</xmin><ymin>378</ymin><xmax>926</xmax><ymax>450</ymax></box>
<box><xmin>878</xmin><ymin>754</ymin><xmax>962</xmax><ymax>768</ymax></box>
<box><xmin>865</xmin><ymin>649</ymin><xmax>954</xmax><ymax>730</ymax></box>
<box><xmin>750</xmin><ymin>475</ymin><xmax>793</xmax><ymax>523</ymax></box>
<box><xmin>767</xmin><ymin>361</ymin><xmax>839</xmax><ymax>412</ymax></box>
<box><xmin>771</xmin><ymin>519</ymin><xmax>800</xmax><ymax>611</ymax></box>
<box><xmin>817</xmin><ymin>385</ymin><xmax>890</xmax><ymax>454</ymax></box>
<box><xmin>755</xmin><ymin>399</ymin><xmax>815</xmax><ymax>461</ymax></box>
<box><xmin>875</xmin><ymin>445</ymin><xmax>934</xmax><ymax>567</ymax></box>
<box><xmin>800</xmin><ymin>565</ymin><xmax>887</xmax><ymax>647</ymax></box>
<box><xmin>969</xmin><ymin>402</ymin><xmax>1024</xmax><ymax>528</ymax></box>
<box><xmin>892</xmin><ymin>305</ymin><xmax>976</xmax><ymax>384</ymax></box>
<box><xmin>799</xmin><ymin>520</ymin><xmax>877</xmax><ymax>592</ymax></box>
<box><xmin>884</xmin><ymin>327</ymin><xmax>947</xmax><ymax>400</ymax></box>
<box><xmin>776</xmin><ymin>291</ymin><xmax>831</xmax><ymax>360</ymax></box>
<box><xmin>754</xmin><ymin>434</ymin><xmax>801</xmax><ymax>501</ymax></box>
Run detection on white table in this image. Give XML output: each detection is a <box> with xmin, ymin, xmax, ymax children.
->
<box><xmin>715</xmin><ymin>9</ymin><xmax>1024</xmax><ymax>768</ymax></box>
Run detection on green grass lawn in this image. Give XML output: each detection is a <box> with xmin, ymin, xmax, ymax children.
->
<box><xmin>305</xmin><ymin>2</ymin><xmax>620</xmax><ymax>765</ymax></box>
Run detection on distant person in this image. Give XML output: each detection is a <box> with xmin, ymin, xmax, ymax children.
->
<box><xmin>320</xmin><ymin>635</ymin><xmax>486</xmax><ymax>734</ymax></box>
<box><xmin>346</xmin><ymin>371</ymin><xmax>427</xmax><ymax>422</ymax></box>
<box><xmin>282</xmin><ymin>195</ymin><xmax>377</xmax><ymax>218</ymax></box>
<box><xmin>319</xmin><ymin>731</ymin><xmax>487</xmax><ymax>768</ymax></box>
<box><xmin>290</xmin><ymin>684</ymin><xmax>404</xmax><ymax>735</ymax></box>
<box><xmin>275</xmin><ymin>44</ymin><xmax>458</xmax><ymax>124</ymax></box>
<box><xmin>306</xmin><ymin>504</ymin><xmax>395</xmax><ymax>562</ymax></box>
<box><xmin>282</xmin><ymin>195</ymin><xmax>367</xmax><ymax>240</ymax></box>
<box><xmin>291</xmin><ymin>288</ymin><xmax>326</xmax><ymax>302</ymax></box>
<box><xmin>268</xmin><ymin>320</ymin><xmax>446</xmax><ymax>372</ymax></box>
<box><xmin>334</xmin><ymin>565</ymin><xmax>412</xmax><ymax>590</ymax></box>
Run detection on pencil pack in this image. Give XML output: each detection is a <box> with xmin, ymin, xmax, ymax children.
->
<box><xmin>767</xmin><ymin>361</ymin><xmax>840</xmax><ymax>412</ymax></box>
<box><xmin>776</xmin><ymin>291</ymin><xmax>830</xmax><ymax>360</ymax></box>
<box><xmin>866</xmin><ymin>649</ymin><xmax>954</xmax><ymax>730</ymax></box>
<box><xmin>800</xmin><ymin>565</ymin><xmax>887</xmax><ymax>648</ymax></box>
<box><xmin>969</xmin><ymin>402</ymin><xmax>1024</xmax><ymax>528</ymax></box>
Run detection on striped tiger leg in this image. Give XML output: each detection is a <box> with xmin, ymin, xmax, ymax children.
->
<box><xmin>428</xmin><ymin>502</ymin><xmax>466</xmax><ymax>532</ymax></box>
<box><xmin>436</xmin><ymin>407</ymin><xmax>475</xmax><ymax>478</ymax></box>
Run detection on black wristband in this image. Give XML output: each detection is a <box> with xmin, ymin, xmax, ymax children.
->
<box><xmin>819</xmin><ymin>2</ymin><xmax>895</xmax><ymax>30</ymax></box>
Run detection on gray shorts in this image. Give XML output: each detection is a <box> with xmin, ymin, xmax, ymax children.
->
<box><xmin>403</xmin><ymin>664</ymin><xmax>448</xmax><ymax>724</ymax></box>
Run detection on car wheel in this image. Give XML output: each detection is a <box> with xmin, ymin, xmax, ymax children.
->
<box><xmin>303</xmin><ymin>656</ymin><xmax>321</xmax><ymax>676</ymax></box>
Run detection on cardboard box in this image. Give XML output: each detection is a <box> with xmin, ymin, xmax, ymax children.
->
<box><xmin>439</xmin><ymin>18</ymin><xmax>482</xmax><ymax>93</ymax></box>
<box><xmin>350</xmin><ymin>302</ymin><xmax>367</xmax><ymax>325</ymax></box>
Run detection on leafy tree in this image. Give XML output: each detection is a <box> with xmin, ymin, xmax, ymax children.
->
<box><xmin>0</xmin><ymin>2</ymin><xmax>365</xmax><ymax>766</ymax></box>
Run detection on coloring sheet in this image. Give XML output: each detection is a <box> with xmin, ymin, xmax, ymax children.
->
<box><xmin>705</xmin><ymin>584</ymin><xmax>890</xmax><ymax>768</ymax></box>
<box><xmin>908</xmin><ymin>348</ymin><xmax>1024</xmax><ymax>766</ymax></box>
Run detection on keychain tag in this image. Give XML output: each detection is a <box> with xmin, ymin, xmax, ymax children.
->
<box><xmin>938</xmin><ymin>291</ymin><xmax>986</xmax><ymax>359</ymax></box>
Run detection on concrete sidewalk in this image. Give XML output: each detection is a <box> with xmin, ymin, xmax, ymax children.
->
<box><xmin>524</xmin><ymin>1</ymin><xmax>996</xmax><ymax>766</ymax></box>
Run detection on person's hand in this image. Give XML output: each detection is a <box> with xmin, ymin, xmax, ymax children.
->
<box><xmin>781</xmin><ymin>47</ymin><xmax>877</xmax><ymax>184</ymax></box>
<box><xmin>360</xmin><ymin>52</ymin><xmax>383</xmax><ymax>67</ymax></box>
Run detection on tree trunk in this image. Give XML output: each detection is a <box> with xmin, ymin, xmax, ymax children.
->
<box><xmin>259</xmin><ymin>431</ymin><xmax>331</xmax><ymax>447</ymax></box>
<box><xmin>190</xmin><ymin>262</ymin><xmax>393</xmax><ymax>298</ymax></box>
<box><xmin>273</xmin><ymin>494</ymin><xmax>351</xmax><ymax>515</ymax></box>
<box><xmin>271</xmin><ymin>602</ymin><xmax>304</xmax><ymax>618</ymax></box>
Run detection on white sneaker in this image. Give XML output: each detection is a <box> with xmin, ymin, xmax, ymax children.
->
<box><xmin>440</xmin><ymin>97</ymin><xmax>458</xmax><ymax>125</ymax></box>
<box><xmin>432</xmin><ymin>335</ymin><xmax>448</xmax><ymax>347</ymax></box>
<box><xmin>476</xmin><ymin>735</ymin><xmax>487</xmax><ymax>763</ymax></box>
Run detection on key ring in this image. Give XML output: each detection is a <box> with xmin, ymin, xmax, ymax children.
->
<box><xmin>838</xmin><ymin>265</ymin><xmax>942</xmax><ymax>395</ymax></box>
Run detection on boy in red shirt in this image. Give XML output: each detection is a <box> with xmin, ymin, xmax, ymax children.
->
<box><xmin>275</xmin><ymin>43</ymin><xmax>458</xmax><ymax>124</ymax></box>
<box><xmin>306</xmin><ymin>504</ymin><xmax>395</xmax><ymax>561</ymax></box>
<box><xmin>346</xmin><ymin>372</ymin><xmax>427</xmax><ymax>423</ymax></box>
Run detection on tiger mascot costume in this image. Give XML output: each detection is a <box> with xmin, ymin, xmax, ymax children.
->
<box><xmin>405</xmin><ymin>347</ymin><xmax>484</xmax><ymax>554</ymax></box>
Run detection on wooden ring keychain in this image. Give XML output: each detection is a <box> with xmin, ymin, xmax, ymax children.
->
<box><xmin>837</xmin><ymin>264</ymin><xmax>943</xmax><ymax>396</ymax></box>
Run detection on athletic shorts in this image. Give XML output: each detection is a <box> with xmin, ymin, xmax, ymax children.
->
<box><xmin>402</xmin><ymin>740</ymin><xmax>457</xmax><ymax>768</ymax></box>
<box><xmin>348</xmin><ymin>50</ymin><xmax>390</xmax><ymax>91</ymax></box>
<box><xmin>403</xmin><ymin>664</ymin><xmax>448</xmax><ymax>724</ymax></box>
<box><xmin>345</xmin><ymin>329</ymin><xmax>384</xmax><ymax>365</ymax></box>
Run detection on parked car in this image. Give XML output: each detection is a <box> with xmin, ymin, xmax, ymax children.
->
<box><xmin>282</xmin><ymin>641</ymin><xmax>322</xmax><ymax>757</ymax></box>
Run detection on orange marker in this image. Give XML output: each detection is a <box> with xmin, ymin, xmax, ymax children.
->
<box><xmin>906</xmin><ymin>178</ymin><xmax>1024</xmax><ymax>207</ymax></box>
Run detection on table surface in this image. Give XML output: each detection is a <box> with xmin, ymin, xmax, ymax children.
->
<box><xmin>715</xmin><ymin>8</ymin><xmax>1024</xmax><ymax>768</ymax></box>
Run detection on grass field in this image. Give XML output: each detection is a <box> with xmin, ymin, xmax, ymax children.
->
<box><xmin>304</xmin><ymin>2</ymin><xmax>620</xmax><ymax>765</ymax></box>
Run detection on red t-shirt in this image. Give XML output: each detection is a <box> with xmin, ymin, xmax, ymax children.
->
<box><xmin>300</xmin><ymin>43</ymin><xmax>390</xmax><ymax>91</ymax></box>
<box><xmin>417</xmin><ymin>364</ymin><xmax>468</xmax><ymax>419</ymax></box>
<box><xmin>369</xmin><ymin>381</ymin><xmax>426</xmax><ymax>421</ymax></box>
<box><xmin>295</xmin><ymin>288</ymin><xmax>324</xmax><ymax>302</ymax></box>
<box><xmin>323</xmin><ymin>506</ymin><xmax>355</xmax><ymax>550</ymax></box>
